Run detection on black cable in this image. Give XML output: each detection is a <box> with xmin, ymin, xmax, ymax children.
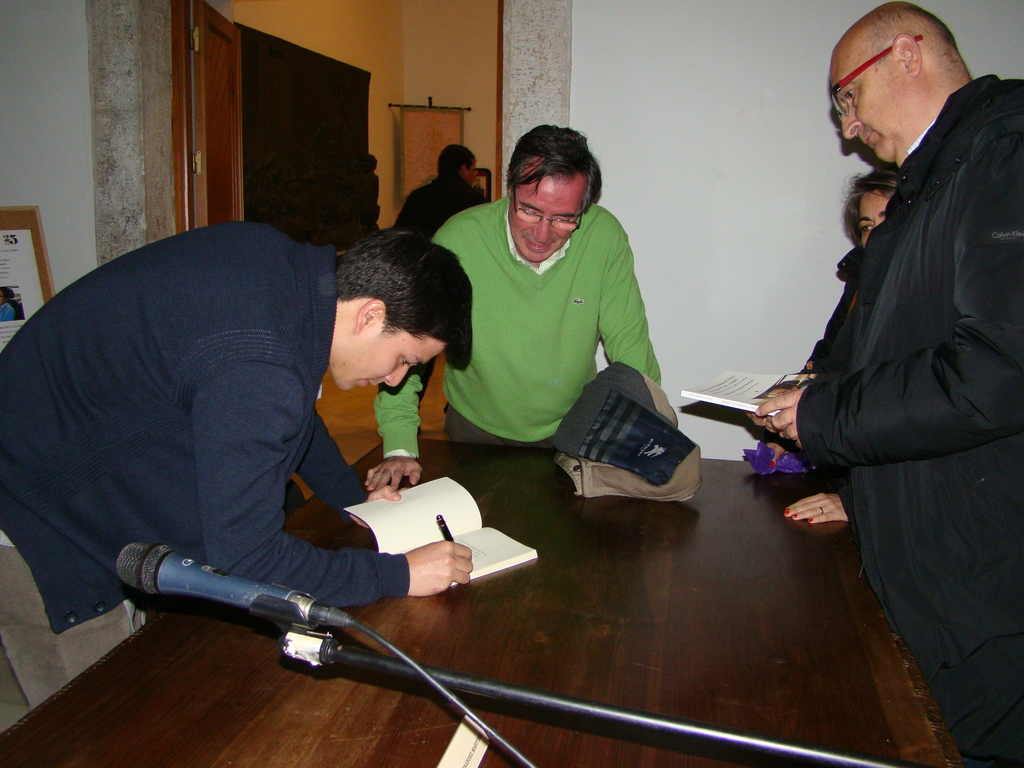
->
<box><xmin>308</xmin><ymin>605</ymin><xmax>538</xmax><ymax>768</ymax></box>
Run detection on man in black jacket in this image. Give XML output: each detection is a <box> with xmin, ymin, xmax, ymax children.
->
<box><xmin>755</xmin><ymin>3</ymin><xmax>1024</xmax><ymax>763</ymax></box>
<box><xmin>395</xmin><ymin>144</ymin><xmax>485</xmax><ymax>238</ymax></box>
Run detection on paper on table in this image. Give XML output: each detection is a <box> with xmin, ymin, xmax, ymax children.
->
<box><xmin>346</xmin><ymin>477</ymin><xmax>480</xmax><ymax>554</ymax></box>
<box><xmin>345</xmin><ymin>477</ymin><xmax>537</xmax><ymax>580</ymax></box>
<box><xmin>436</xmin><ymin>718</ymin><xmax>488</xmax><ymax>768</ymax></box>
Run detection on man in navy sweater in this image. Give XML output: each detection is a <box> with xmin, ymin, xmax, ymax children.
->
<box><xmin>0</xmin><ymin>223</ymin><xmax>473</xmax><ymax>708</ymax></box>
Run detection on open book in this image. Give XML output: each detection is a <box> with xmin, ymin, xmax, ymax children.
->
<box><xmin>680</xmin><ymin>371</ymin><xmax>816</xmax><ymax>412</ymax></box>
<box><xmin>345</xmin><ymin>477</ymin><xmax>537</xmax><ymax>579</ymax></box>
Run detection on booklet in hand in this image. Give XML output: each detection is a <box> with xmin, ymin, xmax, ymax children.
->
<box><xmin>680</xmin><ymin>371</ymin><xmax>817</xmax><ymax>412</ymax></box>
<box><xmin>345</xmin><ymin>477</ymin><xmax>537</xmax><ymax>580</ymax></box>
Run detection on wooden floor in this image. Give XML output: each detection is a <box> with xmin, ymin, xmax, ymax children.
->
<box><xmin>0</xmin><ymin>359</ymin><xmax>449</xmax><ymax>733</ymax></box>
<box><xmin>316</xmin><ymin>354</ymin><xmax>448</xmax><ymax>465</ymax></box>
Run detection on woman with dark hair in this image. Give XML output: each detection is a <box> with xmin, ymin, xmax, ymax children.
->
<box><xmin>804</xmin><ymin>167</ymin><xmax>898</xmax><ymax>371</ymax></box>
<box><xmin>774</xmin><ymin>168</ymin><xmax>897</xmax><ymax>524</ymax></box>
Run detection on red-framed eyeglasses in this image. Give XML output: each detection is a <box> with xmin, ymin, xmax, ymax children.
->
<box><xmin>831</xmin><ymin>34</ymin><xmax>923</xmax><ymax>116</ymax></box>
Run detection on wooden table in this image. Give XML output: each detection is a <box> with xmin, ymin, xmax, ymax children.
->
<box><xmin>0</xmin><ymin>440</ymin><xmax>959</xmax><ymax>768</ymax></box>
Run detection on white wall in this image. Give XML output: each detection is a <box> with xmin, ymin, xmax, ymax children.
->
<box><xmin>572</xmin><ymin>0</ymin><xmax>1024</xmax><ymax>460</ymax></box>
<box><xmin>0</xmin><ymin>0</ymin><xmax>97</xmax><ymax>291</ymax></box>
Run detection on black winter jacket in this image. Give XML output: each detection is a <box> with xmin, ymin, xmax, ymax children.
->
<box><xmin>799</xmin><ymin>76</ymin><xmax>1024</xmax><ymax>685</ymax></box>
<box><xmin>805</xmin><ymin>245</ymin><xmax>863</xmax><ymax>372</ymax></box>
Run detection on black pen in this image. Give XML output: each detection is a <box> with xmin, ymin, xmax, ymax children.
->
<box><xmin>436</xmin><ymin>514</ymin><xmax>455</xmax><ymax>542</ymax></box>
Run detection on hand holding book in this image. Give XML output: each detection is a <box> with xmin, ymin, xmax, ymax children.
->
<box><xmin>753</xmin><ymin>387</ymin><xmax>804</xmax><ymax>446</ymax></box>
<box><xmin>679</xmin><ymin>371</ymin><xmax>817</xmax><ymax>412</ymax></box>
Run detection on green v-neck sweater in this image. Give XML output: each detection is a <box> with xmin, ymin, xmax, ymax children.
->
<box><xmin>376</xmin><ymin>197</ymin><xmax>659</xmax><ymax>454</ymax></box>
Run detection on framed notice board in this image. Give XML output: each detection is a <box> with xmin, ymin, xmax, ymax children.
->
<box><xmin>0</xmin><ymin>206</ymin><xmax>54</xmax><ymax>351</ymax></box>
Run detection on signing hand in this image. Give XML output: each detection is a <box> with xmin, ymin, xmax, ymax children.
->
<box><xmin>784</xmin><ymin>493</ymin><xmax>847</xmax><ymax>524</ymax></box>
<box><xmin>365</xmin><ymin>456</ymin><xmax>423</xmax><ymax>491</ymax></box>
<box><xmin>405</xmin><ymin>541</ymin><xmax>473</xmax><ymax>595</ymax></box>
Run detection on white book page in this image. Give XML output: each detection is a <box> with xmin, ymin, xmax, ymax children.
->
<box><xmin>458</xmin><ymin>528</ymin><xmax>538</xmax><ymax>579</ymax></box>
<box><xmin>680</xmin><ymin>371</ymin><xmax>810</xmax><ymax>411</ymax></box>
<box><xmin>345</xmin><ymin>477</ymin><xmax>482</xmax><ymax>554</ymax></box>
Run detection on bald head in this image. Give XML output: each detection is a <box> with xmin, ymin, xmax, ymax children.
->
<box><xmin>837</xmin><ymin>3</ymin><xmax>969</xmax><ymax>80</ymax></box>
<box><xmin>830</xmin><ymin>3</ymin><xmax>972</xmax><ymax>165</ymax></box>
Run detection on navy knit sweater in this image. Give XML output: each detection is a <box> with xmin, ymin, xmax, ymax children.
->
<box><xmin>0</xmin><ymin>223</ymin><xmax>409</xmax><ymax>633</ymax></box>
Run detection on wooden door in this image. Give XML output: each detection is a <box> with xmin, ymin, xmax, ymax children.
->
<box><xmin>172</xmin><ymin>0</ymin><xmax>243</xmax><ymax>231</ymax></box>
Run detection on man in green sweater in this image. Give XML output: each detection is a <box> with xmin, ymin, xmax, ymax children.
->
<box><xmin>367</xmin><ymin>125</ymin><xmax>660</xmax><ymax>490</ymax></box>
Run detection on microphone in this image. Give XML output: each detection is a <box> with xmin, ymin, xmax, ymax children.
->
<box><xmin>119</xmin><ymin>545</ymin><xmax>535</xmax><ymax>767</ymax></box>
<box><xmin>116</xmin><ymin>542</ymin><xmax>354</xmax><ymax>629</ymax></box>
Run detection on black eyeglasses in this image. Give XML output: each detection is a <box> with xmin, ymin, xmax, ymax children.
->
<box><xmin>511</xmin><ymin>193</ymin><xmax>581</xmax><ymax>233</ymax></box>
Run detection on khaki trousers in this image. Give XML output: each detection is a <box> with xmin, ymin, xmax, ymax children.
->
<box><xmin>0</xmin><ymin>545</ymin><xmax>140</xmax><ymax>708</ymax></box>
<box><xmin>444</xmin><ymin>405</ymin><xmax>555</xmax><ymax>449</ymax></box>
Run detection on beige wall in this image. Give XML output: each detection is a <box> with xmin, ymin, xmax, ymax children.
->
<box><xmin>233</xmin><ymin>0</ymin><xmax>499</xmax><ymax>229</ymax></box>
<box><xmin>234</xmin><ymin>0</ymin><xmax>406</xmax><ymax>226</ymax></box>
<box><xmin>403</xmin><ymin>1</ymin><xmax>500</xmax><ymax>210</ymax></box>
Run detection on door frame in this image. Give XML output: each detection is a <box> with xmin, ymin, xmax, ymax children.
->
<box><xmin>171</xmin><ymin>0</ymin><xmax>243</xmax><ymax>231</ymax></box>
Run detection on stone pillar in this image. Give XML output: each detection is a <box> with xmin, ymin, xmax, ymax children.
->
<box><xmin>87</xmin><ymin>0</ymin><xmax>174</xmax><ymax>265</ymax></box>
<box><xmin>501</xmin><ymin>0</ymin><xmax>572</xmax><ymax>197</ymax></box>
<box><xmin>139</xmin><ymin>0</ymin><xmax>175</xmax><ymax>245</ymax></box>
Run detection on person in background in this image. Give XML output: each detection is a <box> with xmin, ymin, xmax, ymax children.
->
<box><xmin>393</xmin><ymin>144</ymin><xmax>486</xmax><ymax>397</ymax></box>
<box><xmin>394</xmin><ymin>144</ymin><xmax>486</xmax><ymax>238</ymax></box>
<box><xmin>367</xmin><ymin>125</ymin><xmax>660</xmax><ymax>490</ymax></box>
<box><xmin>0</xmin><ymin>224</ymin><xmax>473</xmax><ymax>708</ymax></box>
<box><xmin>782</xmin><ymin>167</ymin><xmax>897</xmax><ymax>525</ymax></box>
<box><xmin>756</xmin><ymin>4</ymin><xmax>1024</xmax><ymax>760</ymax></box>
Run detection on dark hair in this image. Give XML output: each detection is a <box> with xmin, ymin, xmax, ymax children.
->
<box><xmin>335</xmin><ymin>228</ymin><xmax>472</xmax><ymax>362</ymax></box>
<box><xmin>438</xmin><ymin>144</ymin><xmax>475</xmax><ymax>177</ymax></box>
<box><xmin>0</xmin><ymin>287</ymin><xmax>14</xmax><ymax>301</ymax></box>
<box><xmin>842</xmin><ymin>167</ymin><xmax>898</xmax><ymax>245</ymax></box>
<box><xmin>506</xmin><ymin>125</ymin><xmax>602</xmax><ymax>211</ymax></box>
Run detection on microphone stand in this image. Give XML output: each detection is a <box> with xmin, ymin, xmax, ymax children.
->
<box><xmin>254</xmin><ymin>596</ymin><xmax>538</xmax><ymax>768</ymax></box>
<box><xmin>115</xmin><ymin>546</ymin><xmax>938</xmax><ymax>768</ymax></box>
<box><xmin>271</xmin><ymin>610</ymin><xmax>931</xmax><ymax>768</ymax></box>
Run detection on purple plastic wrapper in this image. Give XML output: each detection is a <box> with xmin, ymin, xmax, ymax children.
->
<box><xmin>743</xmin><ymin>441</ymin><xmax>813</xmax><ymax>475</ymax></box>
